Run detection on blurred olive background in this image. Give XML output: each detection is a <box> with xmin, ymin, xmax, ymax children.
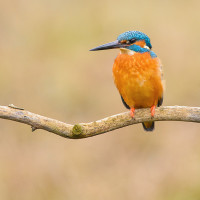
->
<box><xmin>0</xmin><ymin>0</ymin><xmax>200</xmax><ymax>199</ymax></box>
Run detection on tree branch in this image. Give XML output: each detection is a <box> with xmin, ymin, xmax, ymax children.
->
<box><xmin>0</xmin><ymin>105</ymin><xmax>199</xmax><ymax>139</ymax></box>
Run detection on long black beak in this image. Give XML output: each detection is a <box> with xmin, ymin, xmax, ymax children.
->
<box><xmin>90</xmin><ymin>40</ymin><xmax>124</xmax><ymax>51</ymax></box>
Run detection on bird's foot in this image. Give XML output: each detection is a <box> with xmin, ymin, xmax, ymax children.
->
<box><xmin>150</xmin><ymin>105</ymin><xmax>156</xmax><ymax>117</ymax></box>
<box><xmin>130</xmin><ymin>107</ymin><xmax>135</xmax><ymax>118</ymax></box>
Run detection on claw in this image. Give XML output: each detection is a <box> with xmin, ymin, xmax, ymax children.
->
<box><xmin>130</xmin><ymin>107</ymin><xmax>135</xmax><ymax>118</ymax></box>
<box><xmin>150</xmin><ymin>105</ymin><xmax>156</xmax><ymax>117</ymax></box>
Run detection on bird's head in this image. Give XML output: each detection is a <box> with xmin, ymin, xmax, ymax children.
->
<box><xmin>90</xmin><ymin>31</ymin><xmax>152</xmax><ymax>52</ymax></box>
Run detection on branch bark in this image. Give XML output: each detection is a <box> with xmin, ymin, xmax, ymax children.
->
<box><xmin>0</xmin><ymin>105</ymin><xmax>199</xmax><ymax>139</ymax></box>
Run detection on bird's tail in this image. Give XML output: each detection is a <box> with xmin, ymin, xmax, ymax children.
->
<box><xmin>142</xmin><ymin>122</ymin><xmax>154</xmax><ymax>131</ymax></box>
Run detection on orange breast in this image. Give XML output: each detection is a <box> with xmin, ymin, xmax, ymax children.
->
<box><xmin>113</xmin><ymin>52</ymin><xmax>163</xmax><ymax>108</ymax></box>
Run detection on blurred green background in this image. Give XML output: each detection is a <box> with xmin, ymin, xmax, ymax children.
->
<box><xmin>0</xmin><ymin>0</ymin><xmax>200</xmax><ymax>199</ymax></box>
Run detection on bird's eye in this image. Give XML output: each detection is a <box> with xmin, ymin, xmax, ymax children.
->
<box><xmin>125</xmin><ymin>39</ymin><xmax>136</xmax><ymax>45</ymax></box>
<box><xmin>129</xmin><ymin>39</ymin><xmax>136</xmax><ymax>44</ymax></box>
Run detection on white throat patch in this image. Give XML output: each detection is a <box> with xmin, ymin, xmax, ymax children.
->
<box><xmin>120</xmin><ymin>48</ymin><xmax>135</xmax><ymax>55</ymax></box>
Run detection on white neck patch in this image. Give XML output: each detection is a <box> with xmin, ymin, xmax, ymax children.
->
<box><xmin>120</xmin><ymin>48</ymin><xmax>135</xmax><ymax>55</ymax></box>
<box><xmin>144</xmin><ymin>45</ymin><xmax>150</xmax><ymax>50</ymax></box>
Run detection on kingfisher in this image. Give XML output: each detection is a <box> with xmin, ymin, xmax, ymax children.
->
<box><xmin>90</xmin><ymin>31</ymin><xmax>163</xmax><ymax>131</ymax></box>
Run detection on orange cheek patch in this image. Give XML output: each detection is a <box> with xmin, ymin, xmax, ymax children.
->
<box><xmin>134</xmin><ymin>40</ymin><xmax>146</xmax><ymax>48</ymax></box>
<box><xmin>120</xmin><ymin>40</ymin><xmax>127</xmax><ymax>44</ymax></box>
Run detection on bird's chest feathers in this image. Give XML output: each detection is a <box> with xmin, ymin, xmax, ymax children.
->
<box><xmin>113</xmin><ymin>51</ymin><xmax>156</xmax><ymax>86</ymax></box>
<box><xmin>112</xmin><ymin>51</ymin><xmax>162</xmax><ymax>108</ymax></box>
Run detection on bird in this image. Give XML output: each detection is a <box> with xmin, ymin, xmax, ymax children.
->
<box><xmin>90</xmin><ymin>31</ymin><xmax>163</xmax><ymax>131</ymax></box>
